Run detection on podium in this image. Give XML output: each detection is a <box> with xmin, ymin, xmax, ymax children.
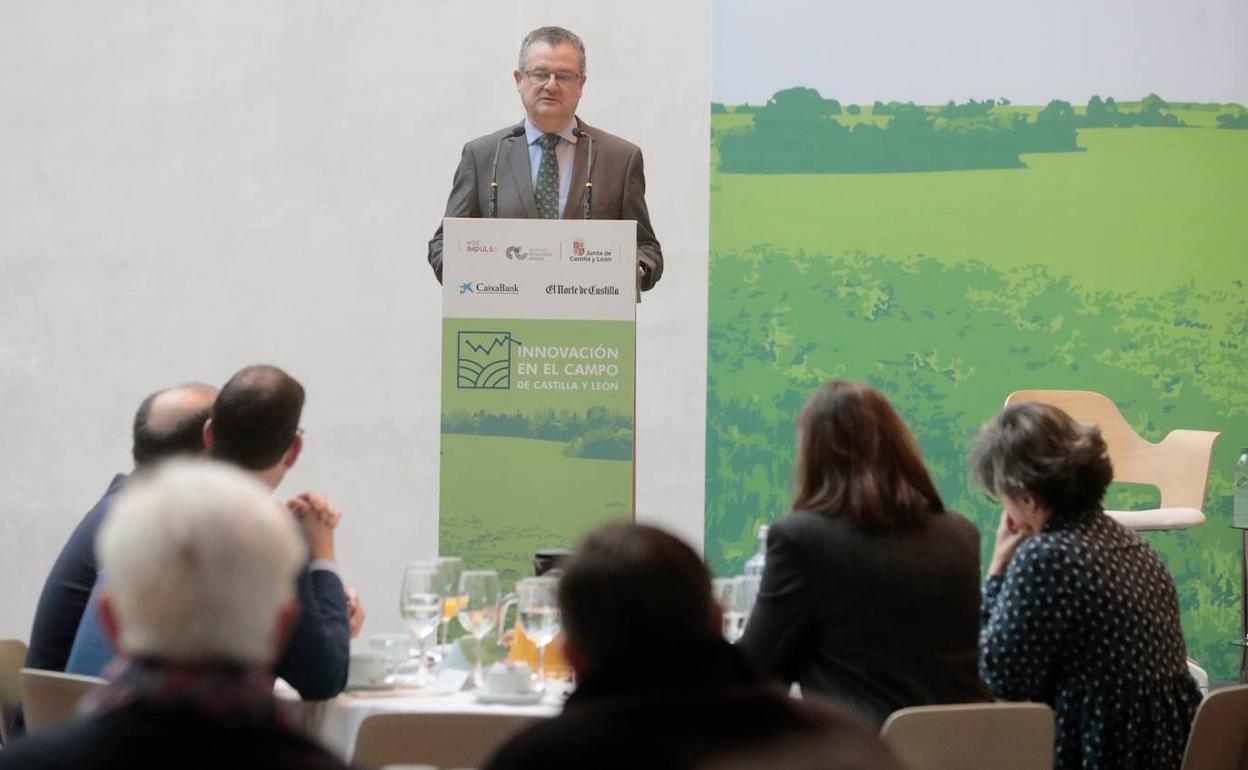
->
<box><xmin>438</xmin><ymin>217</ymin><xmax>637</xmax><ymax>586</ymax></box>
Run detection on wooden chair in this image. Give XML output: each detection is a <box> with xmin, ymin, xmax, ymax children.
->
<box><xmin>1003</xmin><ymin>390</ymin><xmax>1220</xmax><ymax>531</ymax></box>
<box><xmin>1181</xmin><ymin>684</ymin><xmax>1248</xmax><ymax>770</ymax></box>
<box><xmin>881</xmin><ymin>702</ymin><xmax>1055</xmax><ymax>770</ymax></box>
<box><xmin>351</xmin><ymin>712</ymin><xmax>540</xmax><ymax>770</ymax></box>
<box><xmin>0</xmin><ymin>639</ymin><xmax>28</xmax><ymax>745</ymax></box>
<box><xmin>18</xmin><ymin>668</ymin><xmax>107</xmax><ymax>733</ymax></box>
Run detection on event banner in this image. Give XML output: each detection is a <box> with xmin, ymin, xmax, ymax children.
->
<box><xmin>440</xmin><ymin>218</ymin><xmax>637</xmax><ymax>587</ymax></box>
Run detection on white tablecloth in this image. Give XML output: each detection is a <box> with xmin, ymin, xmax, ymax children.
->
<box><xmin>279</xmin><ymin>684</ymin><xmax>562</xmax><ymax>761</ymax></box>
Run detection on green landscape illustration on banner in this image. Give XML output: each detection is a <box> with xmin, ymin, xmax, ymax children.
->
<box><xmin>706</xmin><ymin>89</ymin><xmax>1248</xmax><ymax>677</ymax></box>
<box><xmin>441</xmin><ymin>318</ymin><xmax>635</xmax><ymax>590</ymax></box>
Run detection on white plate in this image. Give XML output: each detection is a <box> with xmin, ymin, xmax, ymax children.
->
<box><xmin>345</xmin><ymin>681</ymin><xmax>395</xmax><ymax>692</ymax></box>
<box><xmin>474</xmin><ymin>690</ymin><xmax>545</xmax><ymax>705</ymax></box>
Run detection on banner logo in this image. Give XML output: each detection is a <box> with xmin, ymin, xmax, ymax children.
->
<box><xmin>459</xmin><ymin>281</ymin><xmax>519</xmax><ymax>296</ymax></box>
<box><xmin>505</xmin><ymin>246</ymin><xmax>528</xmax><ymax>260</ymax></box>
<box><xmin>457</xmin><ymin>331</ymin><xmax>514</xmax><ymax>389</ymax></box>
<box><xmin>546</xmin><ymin>284</ymin><xmax>622</xmax><ymax>296</ymax></box>
<box><xmin>567</xmin><ymin>238</ymin><xmax>616</xmax><ymax>263</ymax></box>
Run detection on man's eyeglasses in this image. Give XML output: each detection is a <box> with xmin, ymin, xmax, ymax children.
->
<box><xmin>523</xmin><ymin>70</ymin><xmax>582</xmax><ymax>87</ymax></box>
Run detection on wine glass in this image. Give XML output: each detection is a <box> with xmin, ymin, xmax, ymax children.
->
<box><xmin>517</xmin><ymin>576</ymin><xmax>560</xmax><ymax>691</ymax></box>
<box><xmin>456</xmin><ymin>570</ymin><xmax>501</xmax><ymax>687</ymax></box>
<box><xmin>433</xmin><ymin>556</ymin><xmax>465</xmax><ymax>651</ymax></box>
<box><xmin>399</xmin><ymin>562</ymin><xmax>442</xmax><ymax>685</ymax></box>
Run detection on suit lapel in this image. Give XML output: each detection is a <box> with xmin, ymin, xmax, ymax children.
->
<box><xmin>562</xmin><ymin>123</ymin><xmax>590</xmax><ymax>220</ymax></box>
<box><xmin>506</xmin><ymin>133</ymin><xmax>539</xmax><ymax>218</ymax></box>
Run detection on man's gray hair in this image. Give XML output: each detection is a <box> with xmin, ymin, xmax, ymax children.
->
<box><xmin>518</xmin><ymin>26</ymin><xmax>586</xmax><ymax>74</ymax></box>
<box><xmin>97</xmin><ymin>459</ymin><xmax>305</xmax><ymax>664</ymax></box>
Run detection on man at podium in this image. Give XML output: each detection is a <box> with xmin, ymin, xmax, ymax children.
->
<box><xmin>427</xmin><ymin>26</ymin><xmax>663</xmax><ymax>292</ymax></box>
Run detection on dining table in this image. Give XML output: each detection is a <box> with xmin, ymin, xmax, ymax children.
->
<box><xmin>276</xmin><ymin>677</ymin><xmax>564</xmax><ymax>761</ymax></box>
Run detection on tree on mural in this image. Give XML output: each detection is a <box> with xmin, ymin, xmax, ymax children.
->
<box><xmin>1084</xmin><ymin>94</ymin><xmax>1186</xmax><ymax>128</ymax></box>
<box><xmin>938</xmin><ymin>98</ymin><xmax>997</xmax><ymax>118</ymax></box>
<box><xmin>1216</xmin><ymin>112</ymin><xmax>1248</xmax><ymax>129</ymax></box>
<box><xmin>720</xmin><ymin>90</ymin><xmax>1080</xmax><ymax>173</ymax></box>
<box><xmin>563</xmin><ymin>426</ymin><xmax>632</xmax><ymax>460</ymax></box>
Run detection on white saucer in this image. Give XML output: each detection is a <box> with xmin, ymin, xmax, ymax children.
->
<box><xmin>345</xmin><ymin>681</ymin><xmax>394</xmax><ymax>692</ymax></box>
<box><xmin>474</xmin><ymin>690</ymin><xmax>545</xmax><ymax>705</ymax></box>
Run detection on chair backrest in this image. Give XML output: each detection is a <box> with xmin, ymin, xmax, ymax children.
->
<box><xmin>1003</xmin><ymin>389</ymin><xmax>1219</xmax><ymax>510</ymax></box>
<box><xmin>1181</xmin><ymin>685</ymin><xmax>1248</xmax><ymax>770</ymax></box>
<box><xmin>18</xmin><ymin>667</ymin><xmax>107</xmax><ymax>733</ymax></box>
<box><xmin>0</xmin><ymin>639</ymin><xmax>28</xmax><ymax>745</ymax></box>
<box><xmin>352</xmin><ymin>712</ymin><xmax>540</xmax><ymax>770</ymax></box>
<box><xmin>881</xmin><ymin>702</ymin><xmax>1055</xmax><ymax>770</ymax></box>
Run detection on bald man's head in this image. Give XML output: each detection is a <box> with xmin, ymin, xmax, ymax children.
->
<box><xmin>132</xmin><ymin>384</ymin><xmax>219</xmax><ymax>467</ymax></box>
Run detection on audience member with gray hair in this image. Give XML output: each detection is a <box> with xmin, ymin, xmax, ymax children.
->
<box><xmin>0</xmin><ymin>461</ymin><xmax>350</xmax><ymax>769</ymax></box>
<box><xmin>974</xmin><ymin>401</ymin><xmax>1201</xmax><ymax>770</ymax></box>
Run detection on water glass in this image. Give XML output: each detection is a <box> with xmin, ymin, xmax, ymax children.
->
<box><xmin>516</xmin><ymin>576</ymin><xmax>560</xmax><ymax>690</ymax></box>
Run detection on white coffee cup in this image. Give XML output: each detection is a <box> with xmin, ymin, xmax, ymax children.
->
<box><xmin>348</xmin><ymin>651</ymin><xmax>389</xmax><ymax>689</ymax></box>
<box><xmin>484</xmin><ymin>661</ymin><xmax>533</xmax><ymax>695</ymax></box>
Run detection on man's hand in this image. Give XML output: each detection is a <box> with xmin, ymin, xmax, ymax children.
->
<box><xmin>988</xmin><ymin>509</ymin><xmax>1033</xmax><ymax>577</ymax></box>
<box><xmin>345</xmin><ymin>587</ymin><xmax>365</xmax><ymax>639</ymax></box>
<box><xmin>287</xmin><ymin>492</ymin><xmax>340</xmax><ymax>563</ymax></box>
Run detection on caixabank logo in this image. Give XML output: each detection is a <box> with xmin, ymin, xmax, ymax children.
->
<box><xmin>457</xmin><ymin>331</ymin><xmax>517</xmax><ymax>389</ymax></box>
<box><xmin>458</xmin><ymin>281</ymin><xmax>519</xmax><ymax>295</ymax></box>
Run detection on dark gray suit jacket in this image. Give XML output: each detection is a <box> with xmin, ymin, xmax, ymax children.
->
<box><xmin>739</xmin><ymin>509</ymin><xmax>992</xmax><ymax>726</ymax></box>
<box><xmin>427</xmin><ymin>119</ymin><xmax>663</xmax><ymax>290</ymax></box>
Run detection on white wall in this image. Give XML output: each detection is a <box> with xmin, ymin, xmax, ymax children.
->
<box><xmin>0</xmin><ymin>1</ymin><xmax>710</xmax><ymax>639</ymax></box>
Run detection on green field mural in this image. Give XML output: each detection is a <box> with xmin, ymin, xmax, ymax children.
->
<box><xmin>706</xmin><ymin>93</ymin><xmax>1248</xmax><ymax>677</ymax></box>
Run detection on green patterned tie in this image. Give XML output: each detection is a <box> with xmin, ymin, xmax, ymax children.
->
<box><xmin>534</xmin><ymin>133</ymin><xmax>561</xmax><ymax>219</ymax></box>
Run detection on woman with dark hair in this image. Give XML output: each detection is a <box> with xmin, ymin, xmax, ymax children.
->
<box><xmin>974</xmin><ymin>402</ymin><xmax>1200</xmax><ymax>770</ymax></box>
<box><xmin>739</xmin><ymin>380</ymin><xmax>990</xmax><ymax>725</ymax></box>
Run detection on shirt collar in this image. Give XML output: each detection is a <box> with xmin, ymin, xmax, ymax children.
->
<box><xmin>524</xmin><ymin>116</ymin><xmax>579</xmax><ymax>147</ymax></box>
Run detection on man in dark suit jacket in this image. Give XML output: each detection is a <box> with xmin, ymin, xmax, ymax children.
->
<box><xmin>57</xmin><ymin>366</ymin><xmax>364</xmax><ymax>702</ymax></box>
<box><xmin>428</xmin><ymin>26</ymin><xmax>663</xmax><ymax>291</ymax></box>
<box><xmin>0</xmin><ymin>461</ymin><xmax>351</xmax><ymax>770</ymax></box>
<box><xmin>24</xmin><ymin>383</ymin><xmax>218</xmax><ymax>675</ymax></box>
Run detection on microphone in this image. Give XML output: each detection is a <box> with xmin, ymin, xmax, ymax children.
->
<box><xmin>490</xmin><ymin>125</ymin><xmax>526</xmax><ymax>218</ymax></box>
<box><xmin>572</xmin><ymin>127</ymin><xmax>595</xmax><ymax>220</ymax></box>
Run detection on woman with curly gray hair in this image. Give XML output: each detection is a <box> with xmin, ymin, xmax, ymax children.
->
<box><xmin>973</xmin><ymin>402</ymin><xmax>1201</xmax><ymax>770</ymax></box>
